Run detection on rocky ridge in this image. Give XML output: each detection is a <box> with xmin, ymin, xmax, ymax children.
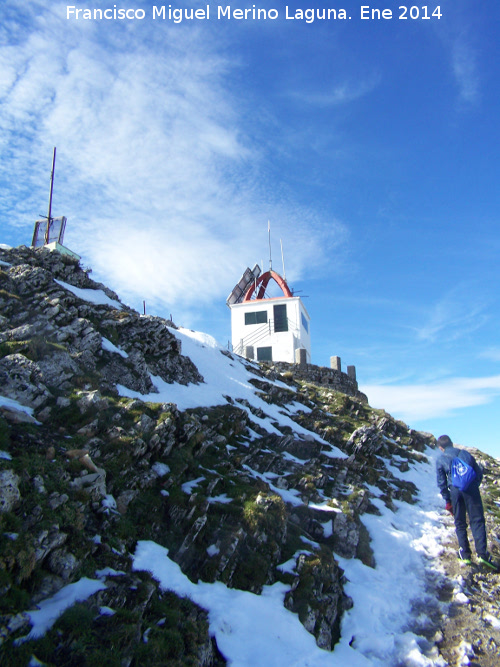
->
<box><xmin>1</xmin><ymin>244</ymin><xmax>500</xmax><ymax>666</ymax></box>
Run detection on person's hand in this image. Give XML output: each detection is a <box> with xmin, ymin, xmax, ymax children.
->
<box><xmin>445</xmin><ymin>501</ymin><xmax>453</xmax><ymax>515</ymax></box>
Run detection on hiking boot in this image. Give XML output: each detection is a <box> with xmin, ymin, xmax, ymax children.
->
<box><xmin>478</xmin><ymin>554</ymin><xmax>500</xmax><ymax>572</ymax></box>
<box><xmin>458</xmin><ymin>548</ymin><xmax>472</xmax><ymax>565</ymax></box>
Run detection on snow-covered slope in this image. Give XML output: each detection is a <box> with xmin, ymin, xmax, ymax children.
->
<box><xmin>2</xmin><ymin>244</ymin><xmax>500</xmax><ymax>667</ymax></box>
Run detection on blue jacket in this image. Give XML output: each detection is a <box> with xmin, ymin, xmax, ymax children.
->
<box><xmin>436</xmin><ymin>446</ymin><xmax>483</xmax><ymax>502</ymax></box>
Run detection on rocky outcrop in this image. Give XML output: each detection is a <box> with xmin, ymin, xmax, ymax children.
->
<box><xmin>0</xmin><ymin>354</ymin><xmax>52</xmax><ymax>409</ymax></box>
<box><xmin>0</xmin><ymin>246</ymin><xmax>202</xmax><ymax>406</ymax></box>
<box><xmin>284</xmin><ymin>549</ymin><xmax>350</xmax><ymax>650</ymax></box>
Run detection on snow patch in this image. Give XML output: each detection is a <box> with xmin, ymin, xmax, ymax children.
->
<box><xmin>55</xmin><ymin>279</ymin><xmax>123</xmax><ymax>309</ymax></box>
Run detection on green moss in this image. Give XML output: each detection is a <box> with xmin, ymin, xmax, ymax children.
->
<box><xmin>0</xmin><ymin>510</ymin><xmax>21</xmax><ymax>534</ymax></box>
<box><xmin>50</xmin><ymin>398</ymin><xmax>87</xmax><ymax>430</ymax></box>
<box><xmin>6</xmin><ymin>539</ymin><xmax>37</xmax><ymax>583</ymax></box>
<box><xmin>0</xmin><ymin>641</ymin><xmax>33</xmax><ymax>667</ymax></box>
<box><xmin>146</xmin><ymin>401</ymin><xmax>167</xmax><ymax>413</ymax></box>
<box><xmin>137</xmin><ymin>591</ymin><xmax>214</xmax><ymax>665</ymax></box>
<box><xmin>10</xmin><ymin>450</ymin><xmax>68</xmax><ymax>497</ymax></box>
<box><xmin>101</xmin><ymin>324</ymin><xmax>120</xmax><ymax>346</ymax></box>
<box><xmin>284</xmin><ymin>547</ymin><xmax>343</xmax><ymax>645</ymax></box>
<box><xmin>103</xmin><ymin>449</ymin><xmax>134</xmax><ymax>495</ymax></box>
<box><xmin>0</xmin><ymin>585</ymin><xmax>216</xmax><ymax>666</ymax></box>
<box><xmin>134</xmin><ymin>628</ymin><xmax>185</xmax><ymax>662</ymax></box>
<box><xmin>21</xmin><ymin>336</ymin><xmax>68</xmax><ymax>362</ymax></box>
<box><xmin>186</xmin><ymin>430</ymin><xmax>205</xmax><ymax>449</ymax></box>
<box><xmin>230</xmin><ymin>546</ymin><xmax>273</xmax><ymax>591</ymax></box>
<box><xmin>0</xmin><ymin>415</ymin><xmax>11</xmax><ymax>449</ymax></box>
<box><xmin>339</xmin><ymin>488</ymin><xmax>365</xmax><ymax>516</ymax></box>
<box><xmin>243</xmin><ymin>493</ymin><xmax>287</xmax><ymax>536</ymax></box>
<box><xmin>0</xmin><ymin>340</ymin><xmax>29</xmax><ymax>359</ymax></box>
<box><xmin>167</xmin><ymin>447</ymin><xmax>195</xmax><ymax>478</ymax></box>
<box><xmin>483</xmin><ymin>484</ymin><xmax>500</xmax><ymax>519</ymax></box>
<box><xmin>58</xmin><ymin>606</ymin><xmax>138</xmax><ymax>663</ymax></box>
<box><xmin>120</xmin><ymin>488</ymin><xmax>166</xmax><ymax>543</ymax></box>
<box><xmin>0</xmin><ymin>568</ymin><xmax>30</xmax><ymax>614</ymax></box>
<box><xmin>56</xmin><ymin>601</ymin><xmax>95</xmax><ymax>635</ymax></box>
<box><xmin>0</xmin><ymin>288</ymin><xmax>20</xmax><ymax>301</ymax></box>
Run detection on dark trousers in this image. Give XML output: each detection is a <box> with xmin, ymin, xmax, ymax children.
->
<box><xmin>450</xmin><ymin>483</ymin><xmax>487</xmax><ymax>558</ymax></box>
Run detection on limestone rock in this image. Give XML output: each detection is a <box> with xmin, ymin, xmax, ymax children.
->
<box><xmin>76</xmin><ymin>389</ymin><xmax>109</xmax><ymax>414</ymax></box>
<box><xmin>0</xmin><ymin>354</ymin><xmax>51</xmax><ymax>409</ymax></box>
<box><xmin>347</xmin><ymin>425</ymin><xmax>384</xmax><ymax>456</ymax></box>
<box><xmin>37</xmin><ymin>351</ymin><xmax>81</xmax><ymax>389</ymax></box>
<box><xmin>284</xmin><ymin>550</ymin><xmax>349</xmax><ymax>650</ymax></box>
<box><xmin>333</xmin><ymin>512</ymin><xmax>359</xmax><ymax>558</ymax></box>
<box><xmin>0</xmin><ymin>470</ymin><xmax>21</xmax><ymax>513</ymax></box>
<box><xmin>0</xmin><ymin>612</ymin><xmax>31</xmax><ymax>646</ymax></box>
<box><xmin>33</xmin><ymin>526</ymin><xmax>68</xmax><ymax>564</ymax></box>
<box><xmin>69</xmin><ymin>471</ymin><xmax>107</xmax><ymax>499</ymax></box>
<box><xmin>116</xmin><ymin>490</ymin><xmax>139</xmax><ymax>514</ymax></box>
<box><xmin>47</xmin><ymin>549</ymin><xmax>79</xmax><ymax>580</ymax></box>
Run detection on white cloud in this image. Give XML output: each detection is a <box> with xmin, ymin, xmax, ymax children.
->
<box><xmin>361</xmin><ymin>374</ymin><xmax>500</xmax><ymax>422</ymax></box>
<box><xmin>0</xmin><ymin>4</ymin><xmax>347</xmax><ymax>316</ymax></box>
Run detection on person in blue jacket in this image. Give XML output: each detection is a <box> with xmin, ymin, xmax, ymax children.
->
<box><xmin>436</xmin><ymin>434</ymin><xmax>498</xmax><ymax>570</ymax></box>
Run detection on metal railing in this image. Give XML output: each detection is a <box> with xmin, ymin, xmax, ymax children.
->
<box><xmin>232</xmin><ymin>317</ymin><xmax>299</xmax><ymax>357</ymax></box>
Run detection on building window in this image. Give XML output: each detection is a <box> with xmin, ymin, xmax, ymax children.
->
<box><xmin>257</xmin><ymin>346</ymin><xmax>272</xmax><ymax>361</ymax></box>
<box><xmin>273</xmin><ymin>304</ymin><xmax>288</xmax><ymax>332</ymax></box>
<box><xmin>245</xmin><ymin>310</ymin><xmax>268</xmax><ymax>325</ymax></box>
<box><xmin>301</xmin><ymin>311</ymin><xmax>309</xmax><ymax>333</ymax></box>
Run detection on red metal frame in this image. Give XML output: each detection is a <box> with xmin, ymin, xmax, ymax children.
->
<box><xmin>243</xmin><ymin>270</ymin><xmax>293</xmax><ymax>301</ymax></box>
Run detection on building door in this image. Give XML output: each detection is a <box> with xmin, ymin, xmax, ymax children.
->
<box><xmin>257</xmin><ymin>346</ymin><xmax>272</xmax><ymax>361</ymax></box>
<box><xmin>273</xmin><ymin>304</ymin><xmax>288</xmax><ymax>332</ymax></box>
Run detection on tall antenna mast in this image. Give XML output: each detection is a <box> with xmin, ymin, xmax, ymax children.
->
<box><xmin>280</xmin><ymin>238</ymin><xmax>286</xmax><ymax>280</ymax></box>
<box><xmin>45</xmin><ymin>147</ymin><xmax>57</xmax><ymax>244</ymax></box>
<box><xmin>268</xmin><ymin>220</ymin><xmax>272</xmax><ymax>271</ymax></box>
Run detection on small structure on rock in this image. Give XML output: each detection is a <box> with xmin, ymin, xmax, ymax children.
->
<box><xmin>227</xmin><ymin>263</ymin><xmax>311</xmax><ymax>364</ymax></box>
<box><xmin>227</xmin><ymin>237</ymin><xmax>360</xmax><ymax>396</ymax></box>
<box><xmin>31</xmin><ymin>147</ymin><xmax>80</xmax><ymax>261</ymax></box>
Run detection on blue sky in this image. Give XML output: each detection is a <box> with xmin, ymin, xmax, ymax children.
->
<box><xmin>1</xmin><ymin>0</ymin><xmax>499</xmax><ymax>457</ymax></box>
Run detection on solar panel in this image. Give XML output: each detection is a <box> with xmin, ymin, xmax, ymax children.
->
<box><xmin>226</xmin><ymin>263</ymin><xmax>261</xmax><ymax>306</ymax></box>
<box><xmin>32</xmin><ymin>216</ymin><xmax>67</xmax><ymax>248</ymax></box>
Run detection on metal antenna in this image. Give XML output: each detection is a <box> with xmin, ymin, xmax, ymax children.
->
<box><xmin>45</xmin><ymin>147</ymin><xmax>56</xmax><ymax>244</ymax></box>
<box><xmin>280</xmin><ymin>238</ymin><xmax>286</xmax><ymax>280</ymax></box>
<box><xmin>268</xmin><ymin>220</ymin><xmax>272</xmax><ymax>271</ymax></box>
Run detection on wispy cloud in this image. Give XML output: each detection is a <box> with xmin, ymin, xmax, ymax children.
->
<box><xmin>0</xmin><ymin>3</ymin><xmax>347</xmax><ymax>319</ymax></box>
<box><xmin>361</xmin><ymin>374</ymin><xmax>500</xmax><ymax>422</ymax></box>
<box><xmin>479</xmin><ymin>348</ymin><xmax>500</xmax><ymax>363</ymax></box>
<box><xmin>412</xmin><ymin>287</ymin><xmax>488</xmax><ymax>343</ymax></box>
<box><xmin>451</xmin><ymin>37</ymin><xmax>480</xmax><ymax>105</ymax></box>
<box><xmin>433</xmin><ymin>3</ymin><xmax>481</xmax><ymax>107</ymax></box>
<box><xmin>287</xmin><ymin>78</ymin><xmax>379</xmax><ymax>108</ymax></box>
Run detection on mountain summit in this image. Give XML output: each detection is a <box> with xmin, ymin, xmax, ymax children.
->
<box><xmin>1</xmin><ymin>244</ymin><xmax>500</xmax><ymax>666</ymax></box>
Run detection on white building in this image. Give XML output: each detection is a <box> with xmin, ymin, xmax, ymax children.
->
<box><xmin>228</xmin><ymin>268</ymin><xmax>311</xmax><ymax>364</ymax></box>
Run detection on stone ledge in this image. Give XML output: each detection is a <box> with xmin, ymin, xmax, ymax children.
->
<box><xmin>263</xmin><ymin>360</ymin><xmax>368</xmax><ymax>403</ymax></box>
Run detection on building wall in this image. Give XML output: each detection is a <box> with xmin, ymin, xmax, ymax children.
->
<box><xmin>230</xmin><ymin>296</ymin><xmax>311</xmax><ymax>364</ymax></box>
